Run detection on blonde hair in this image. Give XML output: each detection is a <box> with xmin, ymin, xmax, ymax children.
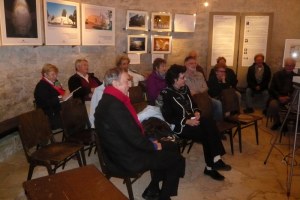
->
<box><xmin>74</xmin><ymin>58</ymin><xmax>88</xmax><ymax>70</ymax></box>
<box><xmin>41</xmin><ymin>64</ymin><xmax>58</xmax><ymax>76</ymax></box>
<box><xmin>116</xmin><ymin>55</ymin><xmax>130</xmax><ymax>67</ymax></box>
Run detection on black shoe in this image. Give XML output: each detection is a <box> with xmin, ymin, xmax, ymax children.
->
<box><xmin>281</xmin><ymin>124</ymin><xmax>288</xmax><ymax>132</ymax></box>
<box><xmin>220</xmin><ymin>133</ymin><xmax>227</xmax><ymax>141</ymax></box>
<box><xmin>271</xmin><ymin>122</ymin><xmax>281</xmax><ymax>130</ymax></box>
<box><xmin>213</xmin><ymin>160</ymin><xmax>232</xmax><ymax>171</ymax></box>
<box><xmin>262</xmin><ymin>109</ymin><xmax>267</xmax><ymax>116</ymax></box>
<box><xmin>243</xmin><ymin>107</ymin><xmax>254</xmax><ymax>113</ymax></box>
<box><xmin>142</xmin><ymin>186</ymin><xmax>160</xmax><ymax>200</ymax></box>
<box><xmin>204</xmin><ymin>168</ymin><xmax>225</xmax><ymax>181</ymax></box>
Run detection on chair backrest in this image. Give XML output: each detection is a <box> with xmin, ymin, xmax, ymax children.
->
<box><xmin>18</xmin><ymin>109</ymin><xmax>53</xmax><ymax>159</ymax></box>
<box><xmin>220</xmin><ymin>88</ymin><xmax>240</xmax><ymax>115</ymax></box>
<box><xmin>60</xmin><ymin>98</ymin><xmax>91</xmax><ymax>138</ymax></box>
<box><xmin>128</xmin><ymin>86</ymin><xmax>145</xmax><ymax>104</ymax></box>
<box><xmin>192</xmin><ymin>92</ymin><xmax>213</xmax><ymax>119</ymax></box>
<box><xmin>93</xmin><ymin>132</ymin><xmax>110</xmax><ymax>175</ymax></box>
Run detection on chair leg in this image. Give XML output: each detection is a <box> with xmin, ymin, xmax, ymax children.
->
<box><xmin>46</xmin><ymin>164</ymin><xmax>54</xmax><ymax>175</ymax></box>
<box><xmin>228</xmin><ymin>130</ymin><xmax>234</xmax><ymax>155</ymax></box>
<box><xmin>124</xmin><ymin>178</ymin><xmax>134</xmax><ymax>200</ymax></box>
<box><xmin>254</xmin><ymin>121</ymin><xmax>259</xmax><ymax>145</ymax></box>
<box><xmin>80</xmin><ymin>149</ymin><xmax>87</xmax><ymax>166</ymax></box>
<box><xmin>237</xmin><ymin>125</ymin><xmax>242</xmax><ymax>153</ymax></box>
<box><xmin>187</xmin><ymin>141</ymin><xmax>194</xmax><ymax>154</ymax></box>
<box><xmin>76</xmin><ymin>152</ymin><xmax>83</xmax><ymax>167</ymax></box>
<box><xmin>27</xmin><ymin>164</ymin><xmax>35</xmax><ymax>180</ymax></box>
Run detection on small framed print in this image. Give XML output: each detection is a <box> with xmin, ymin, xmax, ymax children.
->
<box><xmin>151</xmin><ymin>35</ymin><xmax>172</xmax><ymax>54</ymax></box>
<box><xmin>151</xmin><ymin>12</ymin><xmax>172</xmax><ymax>32</ymax></box>
<box><xmin>127</xmin><ymin>34</ymin><xmax>147</xmax><ymax>54</ymax></box>
<box><xmin>126</xmin><ymin>10</ymin><xmax>149</xmax><ymax>31</ymax></box>
<box><xmin>174</xmin><ymin>13</ymin><xmax>196</xmax><ymax>32</ymax></box>
<box><xmin>0</xmin><ymin>0</ymin><xmax>43</xmax><ymax>45</ymax></box>
<box><xmin>283</xmin><ymin>39</ymin><xmax>300</xmax><ymax>68</ymax></box>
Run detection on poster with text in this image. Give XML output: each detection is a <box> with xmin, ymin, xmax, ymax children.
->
<box><xmin>44</xmin><ymin>0</ymin><xmax>80</xmax><ymax>45</ymax></box>
<box><xmin>81</xmin><ymin>4</ymin><xmax>115</xmax><ymax>46</ymax></box>
<box><xmin>283</xmin><ymin>39</ymin><xmax>300</xmax><ymax>68</ymax></box>
<box><xmin>241</xmin><ymin>16</ymin><xmax>269</xmax><ymax>67</ymax></box>
<box><xmin>0</xmin><ymin>0</ymin><xmax>43</xmax><ymax>45</ymax></box>
<box><xmin>211</xmin><ymin>15</ymin><xmax>236</xmax><ymax>66</ymax></box>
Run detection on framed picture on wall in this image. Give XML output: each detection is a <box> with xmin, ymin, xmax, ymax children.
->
<box><xmin>127</xmin><ymin>35</ymin><xmax>147</xmax><ymax>53</ymax></box>
<box><xmin>151</xmin><ymin>12</ymin><xmax>172</xmax><ymax>32</ymax></box>
<box><xmin>151</xmin><ymin>35</ymin><xmax>172</xmax><ymax>54</ymax></box>
<box><xmin>81</xmin><ymin>3</ymin><xmax>115</xmax><ymax>46</ymax></box>
<box><xmin>283</xmin><ymin>39</ymin><xmax>300</xmax><ymax>68</ymax></box>
<box><xmin>126</xmin><ymin>10</ymin><xmax>148</xmax><ymax>31</ymax></box>
<box><xmin>44</xmin><ymin>0</ymin><xmax>81</xmax><ymax>45</ymax></box>
<box><xmin>174</xmin><ymin>13</ymin><xmax>196</xmax><ymax>32</ymax></box>
<box><xmin>0</xmin><ymin>0</ymin><xmax>43</xmax><ymax>45</ymax></box>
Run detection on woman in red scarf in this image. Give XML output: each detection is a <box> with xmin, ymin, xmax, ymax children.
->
<box><xmin>34</xmin><ymin>64</ymin><xmax>70</xmax><ymax>130</ymax></box>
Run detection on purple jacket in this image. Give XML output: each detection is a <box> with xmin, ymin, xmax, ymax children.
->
<box><xmin>146</xmin><ymin>71</ymin><xmax>167</xmax><ymax>105</ymax></box>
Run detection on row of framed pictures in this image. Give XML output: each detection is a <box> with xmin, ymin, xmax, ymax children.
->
<box><xmin>0</xmin><ymin>0</ymin><xmax>196</xmax><ymax>46</ymax></box>
<box><xmin>128</xmin><ymin>35</ymin><xmax>172</xmax><ymax>54</ymax></box>
<box><xmin>126</xmin><ymin>10</ymin><xmax>196</xmax><ymax>32</ymax></box>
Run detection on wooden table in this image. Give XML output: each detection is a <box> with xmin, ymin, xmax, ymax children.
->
<box><xmin>23</xmin><ymin>165</ymin><xmax>128</xmax><ymax>200</ymax></box>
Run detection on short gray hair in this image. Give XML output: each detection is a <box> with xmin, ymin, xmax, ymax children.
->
<box><xmin>104</xmin><ymin>67</ymin><xmax>124</xmax><ymax>86</ymax></box>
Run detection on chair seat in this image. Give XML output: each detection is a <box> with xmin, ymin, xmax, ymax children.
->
<box><xmin>31</xmin><ymin>143</ymin><xmax>83</xmax><ymax>163</ymax></box>
<box><xmin>226</xmin><ymin>114</ymin><xmax>262</xmax><ymax>124</ymax></box>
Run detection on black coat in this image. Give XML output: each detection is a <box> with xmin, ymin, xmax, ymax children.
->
<box><xmin>34</xmin><ymin>80</ymin><xmax>62</xmax><ymax>129</ymax></box>
<box><xmin>247</xmin><ymin>63</ymin><xmax>271</xmax><ymax>91</ymax></box>
<box><xmin>159</xmin><ymin>86</ymin><xmax>200</xmax><ymax>134</ymax></box>
<box><xmin>94</xmin><ymin>93</ymin><xmax>157</xmax><ymax>173</ymax></box>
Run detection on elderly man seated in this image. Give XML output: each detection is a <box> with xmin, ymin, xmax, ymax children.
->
<box><xmin>94</xmin><ymin>67</ymin><xmax>185</xmax><ymax>200</ymax></box>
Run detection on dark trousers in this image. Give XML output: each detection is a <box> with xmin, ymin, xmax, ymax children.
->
<box><xmin>146</xmin><ymin>142</ymin><xmax>185</xmax><ymax>199</ymax></box>
<box><xmin>178</xmin><ymin>117</ymin><xmax>225</xmax><ymax>167</ymax></box>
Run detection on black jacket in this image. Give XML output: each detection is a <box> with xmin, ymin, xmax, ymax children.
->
<box><xmin>94</xmin><ymin>93</ymin><xmax>156</xmax><ymax>173</ymax></box>
<box><xmin>34</xmin><ymin>80</ymin><xmax>62</xmax><ymax>129</ymax></box>
<box><xmin>247</xmin><ymin>63</ymin><xmax>271</xmax><ymax>91</ymax></box>
<box><xmin>68</xmin><ymin>73</ymin><xmax>102</xmax><ymax>102</ymax></box>
<box><xmin>159</xmin><ymin>86</ymin><xmax>200</xmax><ymax>134</ymax></box>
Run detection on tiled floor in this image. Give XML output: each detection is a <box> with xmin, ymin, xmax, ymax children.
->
<box><xmin>0</xmin><ymin>115</ymin><xmax>300</xmax><ymax>200</ymax></box>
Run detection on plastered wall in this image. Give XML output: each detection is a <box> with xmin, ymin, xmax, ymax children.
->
<box><xmin>1</xmin><ymin>0</ymin><xmax>300</xmax><ymax>121</ymax></box>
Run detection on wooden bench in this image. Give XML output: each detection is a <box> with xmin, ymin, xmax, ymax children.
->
<box><xmin>0</xmin><ymin>116</ymin><xmax>19</xmax><ymax>139</ymax></box>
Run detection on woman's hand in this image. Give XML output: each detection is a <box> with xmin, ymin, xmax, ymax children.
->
<box><xmin>186</xmin><ymin>118</ymin><xmax>200</xmax><ymax>126</ymax></box>
<box><xmin>194</xmin><ymin>112</ymin><xmax>201</xmax><ymax>120</ymax></box>
<box><xmin>61</xmin><ymin>89</ymin><xmax>71</xmax><ymax>101</ymax></box>
<box><xmin>152</xmin><ymin>140</ymin><xmax>162</xmax><ymax>150</ymax></box>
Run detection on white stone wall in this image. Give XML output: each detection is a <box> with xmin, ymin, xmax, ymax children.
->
<box><xmin>0</xmin><ymin>0</ymin><xmax>300</xmax><ymax>121</ymax></box>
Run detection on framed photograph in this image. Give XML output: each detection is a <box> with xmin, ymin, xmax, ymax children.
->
<box><xmin>151</xmin><ymin>12</ymin><xmax>172</xmax><ymax>32</ymax></box>
<box><xmin>283</xmin><ymin>39</ymin><xmax>300</xmax><ymax>68</ymax></box>
<box><xmin>174</xmin><ymin>14</ymin><xmax>196</xmax><ymax>32</ymax></box>
<box><xmin>126</xmin><ymin>10</ymin><xmax>149</xmax><ymax>31</ymax></box>
<box><xmin>127</xmin><ymin>35</ymin><xmax>147</xmax><ymax>54</ymax></box>
<box><xmin>0</xmin><ymin>0</ymin><xmax>43</xmax><ymax>45</ymax></box>
<box><xmin>44</xmin><ymin>0</ymin><xmax>81</xmax><ymax>45</ymax></box>
<box><xmin>151</xmin><ymin>35</ymin><xmax>172</xmax><ymax>54</ymax></box>
<box><xmin>81</xmin><ymin>4</ymin><xmax>115</xmax><ymax>46</ymax></box>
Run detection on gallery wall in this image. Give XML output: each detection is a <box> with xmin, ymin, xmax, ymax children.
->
<box><xmin>0</xmin><ymin>0</ymin><xmax>300</xmax><ymax>121</ymax></box>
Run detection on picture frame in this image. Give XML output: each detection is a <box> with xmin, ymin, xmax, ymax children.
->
<box><xmin>126</xmin><ymin>10</ymin><xmax>149</xmax><ymax>31</ymax></box>
<box><xmin>81</xmin><ymin>3</ymin><xmax>115</xmax><ymax>46</ymax></box>
<box><xmin>174</xmin><ymin>13</ymin><xmax>196</xmax><ymax>32</ymax></box>
<box><xmin>151</xmin><ymin>12</ymin><xmax>172</xmax><ymax>32</ymax></box>
<box><xmin>283</xmin><ymin>39</ymin><xmax>300</xmax><ymax>68</ymax></box>
<box><xmin>127</xmin><ymin>34</ymin><xmax>147</xmax><ymax>54</ymax></box>
<box><xmin>0</xmin><ymin>0</ymin><xmax>43</xmax><ymax>45</ymax></box>
<box><xmin>44</xmin><ymin>0</ymin><xmax>81</xmax><ymax>45</ymax></box>
<box><xmin>151</xmin><ymin>35</ymin><xmax>172</xmax><ymax>54</ymax></box>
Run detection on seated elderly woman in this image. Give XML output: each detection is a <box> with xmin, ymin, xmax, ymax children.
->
<box><xmin>34</xmin><ymin>64</ymin><xmax>70</xmax><ymax>130</ymax></box>
<box><xmin>158</xmin><ymin>64</ymin><xmax>231</xmax><ymax>181</ymax></box>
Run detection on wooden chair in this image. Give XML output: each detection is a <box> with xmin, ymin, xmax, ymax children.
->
<box><xmin>220</xmin><ymin>88</ymin><xmax>263</xmax><ymax>153</ymax></box>
<box><xmin>192</xmin><ymin>92</ymin><xmax>237</xmax><ymax>154</ymax></box>
<box><xmin>18</xmin><ymin>109</ymin><xmax>85</xmax><ymax>180</ymax></box>
<box><xmin>60</xmin><ymin>98</ymin><xmax>96</xmax><ymax>165</ymax></box>
<box><xmin>93</xmin><ymin>132</ymin><xmax>144</xmax><ymax>200</ymax></box>
<box><xmin>128</xmin><ymin>85</ymin><xmax>148</xmax><ymax>113</ymax></box>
